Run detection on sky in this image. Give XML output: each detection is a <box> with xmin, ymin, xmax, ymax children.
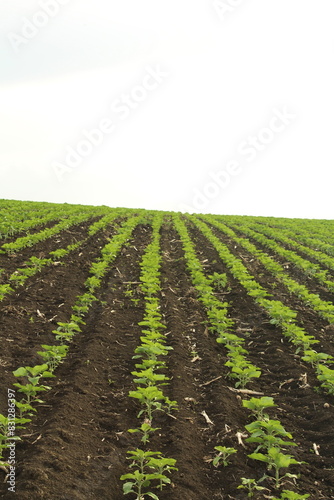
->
<box><xmin>0</xmin><ymin>0</ymin><xmax>333</xmax><ymax>218</ymax></box>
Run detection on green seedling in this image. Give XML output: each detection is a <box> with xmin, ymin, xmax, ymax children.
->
<box><xmin>75</xmin><ymin>292</ymin><xmax>98</xmax><ymax>308</ymax></box>
<box><xmin>271</xmin><ymin>490</ymin><xmax>310</xmax><ymax>499</ymax></box>
<box><xmin>292</xmin><ymin>334</ymin><xmax>319</xmax><ymax>354</ymax></box>
<box><xmin>0</xmin><ymin>284</ymin><xmax>14</xmax><ymax>300</ymax></box>
<box><xmin>70</xmin><ymin>314</ymin><xmax>86</xmax><ymax>325</ymax></box>
<box><xmin>212</xmin><ymin>446</ymin><xmax>237</xmax><ymax>467</ymax></box>
<box><xmin>133</xmin><ymin>340</ymin><xmax>172</xmax><ymax>361</ymax></box>
<box><xmin>121</xmin><ymin>469</ymin><xmax>161</xmax><ymax>499</ymax></box>
<box><xmin>248</xmin><ymin>447</ymin><xmax>304</xmax><ymax>488</ymax></box>
<box><xmin>128</xmin><ymin>422</ymin><xmax>160</xmax><ymax>444</ymax></box>
<box><xmin>89</xmin><ymin>261</ymin><xmax>108</xmax><ymax>278</ymax></box>
<box><xmin>129</xmin><ymin>386</ymin><xmax>165</xmax><ymax>421</ymax></box>
<box><xmin>13</xmin><ymin>364</ymin><xmax>54</xmax><ymax>404</ymax></box>
<box><xmin>147</xmin><ymin>457</ymin><xmax>178</xmax><ymax>491</ymax></box>
<box><xmin>302</xmin><ymin>350</ymin><xmax>333</xmax><ymax>371</ymax></box>
<box><xmin>207</xmin><ymin>307</ymin><xmax>233</xmax><ymax>335</ymax></box>
<box><xmin>163</xmin><ymin>397</ymin><xmax>178</xmax><ymax>414</ymax></box>
<box><xmin>245</xmin><ymin>420</ymin><xmax>297</xmax><ymax>452</ymax></box>
<box><xmin>52</xmin><ymin>321</ymin><xmax>81</xmax><ymax>343</ymax></box>
<box><xmin>15</xmin><ymin>401</ymin><xmax>36</xmax><ymax>419</ymax></box>
<box><xmin>49</xmin><ymin>248</ymin><xmax>68</xmax><ymax>260</ymax></box>
<box><xmin>131</xmin><ymin>368</ymin><xmax>169</xmax><ymax>387</ymax></box>
<box><xmin>0</xmin><ymin>415</ymin><xmax>23</xmax><ymax>467</ymax></box>
<box><xmin>134</xmin><ymin>359</ymin><xmax>165</xmax><ymax>371</ymax></box>
<box><xmin>317</xmin><ymin>365</ymin><xmax>334</xmax><ymax>394</ymax></box>
<box><xmin>242</xmin><ymin>396</ymin><xmax>276</xmax><ymax>421</ymax></box>
<box><xmin>237</xmin><ymin>477</ymin><xmax>266</xmax><ymax>497</ymax></box>
<box><xmin>85</xmin><ymin>275</ymin><xmax>101</xmax><ymax>292</ymax></box>
<box><xmin>37</xmin><ymin>344</ymin><xmax>69</xmax><ymax>372</ymax></box>
<box><xmin>216</xmin><ymin>332</ymin><xmax>245</xmax><ymax>347</ymax></box>
<box><xmin>226</xmin><ymin>360</ymin><xmax>261</xmax><ymax>388</ymax></box>
<box><xmin>266</xmin><ymin>302</ymin><xmax>297</xmax><ymax>326</ymax></box>
<box><xmin>9</xmin><ymin>267</ymin><xmax>36</xmax><ymax>285</ymax></box>
<box><xmin>138</xmin><ymin>317</ymin><xmax>166</xmax><ymax>334</ymax></box>
<box><xmin>120</xmin><ymin>449</ymin><xmax>164</xmax><ymax>500</ymax></box>
<box><xmin>28</xmin><ymin>256</ymin><xmax>52</xmax><ymax>271</ymax></box>
<box><xmin>209</xmin><ymin>272</ymin><xmax>228</xmax><ymax>290</ymax></box>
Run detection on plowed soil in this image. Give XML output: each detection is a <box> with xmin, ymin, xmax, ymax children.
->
<box><xmin>0</xmin><ymin>219</ymin><xmax>334</xmax><ymax>500</ymax></box>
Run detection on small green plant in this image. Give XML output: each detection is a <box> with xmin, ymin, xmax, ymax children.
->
<box><xmin>0</xmin><ymin>284</ymin><xmax>14</xmax><ymax>301</ymax></box>
<box><xmin>301</xmin><ymin>350</ymin><xmax>333</xmax><ymax>371</ymax></box>
<box><xmin>128</xmin><ymin>386</ymin><xmax>165</xmax><ymax>421</ymax></box>
<box><xmin>248</xmin><ymin>447</ymin><xmax>304</xmax><ymax>488</ymax></box>
<box><xmin>245</xmin><ymin>420</ymin><xmax>297</xmax><ymax>452</ymax></box>
<box><xmin>237</xmin><ymin>477</ymin><xmax>266</xmax><ymax>497</ymax></box>
<box><xmin>242</xmin><ymin>396</ymin><xmax>276</xmax><ymax>421</ymax></box>
<box><xmin>13</xmin><ymin>364</ymin><xmax>54</xmax><ymax>404</ymax></box>
<box><xmin>316</xmin><ymin>365</ymin><xmax>334</xmax><ymax>394</ymax></box>
<box><xmin>212</xmin><ymin>446</ymin><xmax>237</xmax><ymax>467</ymax></box>
<box><xmin>271</xmin><ymin>490</ymin><xmax>310</xmax><ymax>499</ymax></box>
<box><xmin>28</xmin><ymin>256</ymin><xmax>52</xmax><ymax>271</ymax></box>
<box><xmin>15</xmin><ymin>401</ymin><xmax>36</xmax><ymax>419</ymax></box>
<box><xmin>209</xmin><ymin>272</ymin><xmax>228</xmax><ymax>290</ymax></box>
<box><xmin>147</xmin><ymin>456</ymin><xmax>178</xmax><ymax>491</ymax></box>
<box><xmin>85</xmin><ymin>275</ymin><xmax>101</xmax><ymax>292</ymax></box>
<box><xmin>128</xmin><ymin>422</ymin><xmax>160</xmax><ymax>444</ymax></box>
<box><xmin>37</xmin><ymin>344</ymin><xmax>69</xmax><ymax>372</ymax></box>
<box><xmin>225</xmin><ymin>358</ymin><xmax>261</xmax><ymax>388</ymax></box>
<box><xmin>163</xmin><ymin>396</ymin><xmax>178</xmax><ymax>414</ymax></box>
<box><xmin>120</xmin><ymin>449</ymin><xmax>174</xmax><ymax>499</ymax></box>
<box><xmin>52</xmin><ymin>321</ymin><xmax>81</xmax><ymax>343</ymax></box>
<box><xmin>131</xmin><ymin>368</ymin><xmax>170</xmax><ymax>387</ymax></box>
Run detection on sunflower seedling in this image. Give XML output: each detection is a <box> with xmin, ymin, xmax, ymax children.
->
<box><xmin>13</xmin><ymin>364</ymin><xmax>54</xmax><ymax>404</ymax></box>
<box><xmin>237</xmin><ymin>477</ymin><xmax>266</xmax><ymax>497</ymax></box>
<box><xmin>301</xmin><ymin>350</ymin><xmax>333</xmax><ymax>371</ymax></box>
<box><xmin>120</xmin><ymin>449</ymin><xmax>164</xmax><ymax>500</ymax></box>
<box><xmin>131</xmin><ymin>368</ymin><xmax>169</xmax><ymax>387</ymax></box>
<box><xmin>147</xmin><ymin>456</ymin><xmax>178</xmax><ymax>491</ymax></box>
<box><xmin>208</xmin><ymin>272</ymin><xmax>228</xmax><ymax>290</ymax></box>
<box><xmin>271</xmin><ymin>490</ymin><xmax>310</xmax><ymax>499</ymax></box>
<box><xmin>245</xmin><ymin>420</ymin><xmax>297</xmax><ymax>452</ymax></box>
<box><xmin>129</xmin><ymin>386</ymin><xmax>165</xmax><ymax>421</ymax></box>
<box><xmin>212</xmin><ymin>446</ymin><xmax>237</xmax><ymax>467</ymax></box>
<box><xmin>37</xmin><ymin>344</ymin><xmax>69</xmax><ymax>372</ymax></box>
<box><xmin>128</xmin><ymin>422</ymin><xmax>160</xmax><ymax>444</ymax></box>
<box><xmin>248</xmin><ymin>447</ymin><xmax>305</xmax><ymax>488</ymax></box>
<box><xmin>242</xmin><ymin>396</ymin><xmax>276</xmax><ymax>421</ymax></box>
<box><xmin>52</xmin><ymin>321</ymin><xmax>81</xmax><ymax>343</ymax></box>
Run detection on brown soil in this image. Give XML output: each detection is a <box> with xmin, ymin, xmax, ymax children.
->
<box><xmin>0</xmin><ymin>218</ymin><xmax>333</xmax><ymax>500</ymax></box>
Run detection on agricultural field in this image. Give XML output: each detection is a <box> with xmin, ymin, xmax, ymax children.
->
<box><xmin>0</xmin><ymin>199</ymin><xmax>334</xmax><ymax>500</ymax></box>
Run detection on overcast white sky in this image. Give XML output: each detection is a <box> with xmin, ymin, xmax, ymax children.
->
<box><xmin>0</xmin><ymin>0</ymin><xmax>333</xmax><ymax>218</ymax></box>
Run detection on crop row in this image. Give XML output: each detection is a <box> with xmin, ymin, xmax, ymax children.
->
<box><xmin>208</xmin><ymin>218</ymin><xmax>334</xmax><ymax>323</ymax></box>
<box><xmin>120</xmin><ymin>213</ymin><xmax>178</xmax><ymax>500</ymax></box>
<box><xmin>173</xmin><ymin>215</ymin><xmax>309</xmax><ymax>498</ymax></box>
<box><xmin>229</xmin><ymin>217</ymin><xmax>334</xmax><ymax>276</ymax></box>
<box><xmin>258</xmin><ymin>221</ymin><xmax>334</xmax><ymax>258</ymax></box>
<box><xmin>193</xmin><ymin>215</ymin><xmax>334</xmax><ymax>397</ymax></box>
<box><xmin>0</xmin><ymin>214</ymin><xmax>142</xmax><ymax>473</ymax></box>
<box><xmin>0</xmin><ymin>202</ymin><xmax>110</xmax><ymax>240</ymax></box>
<box><xmin>252</xmin><ymin>216</ymin><xmax>334</xmax><ymax>248</ymax></box>
<box><xmin>0</xmin><ymin>211</ymin><xmax>123</xmax><ymax>302</ymax></box>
